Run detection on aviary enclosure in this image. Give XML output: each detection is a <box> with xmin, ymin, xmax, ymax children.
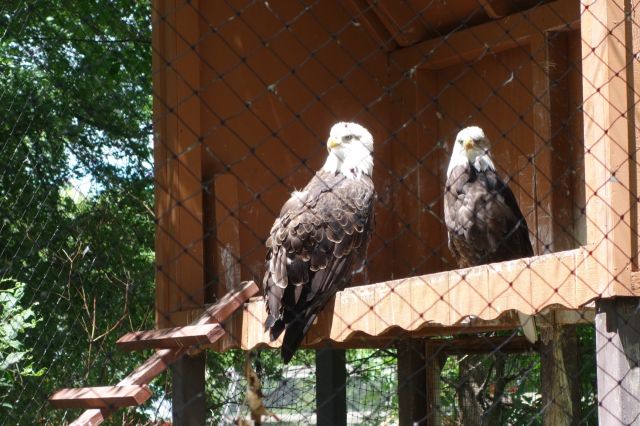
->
<box><xmin>49</xmin><ymin>0</ymin><xmax>640</xmax><ymax>425</ymax></box>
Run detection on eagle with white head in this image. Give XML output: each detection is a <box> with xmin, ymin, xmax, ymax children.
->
<box><xmin>444</xmin><ymin>126</ymin><xmax>533</xmax><ymax>267</ymax></box>
<box><xmin>263</xmin><ymin>122</ymin><xmax>376</xmax><ymax>363</ymax></box>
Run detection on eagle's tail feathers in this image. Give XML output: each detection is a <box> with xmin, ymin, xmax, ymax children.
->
<box><xmin>267</xmin><ymin>317</ymin><xmax>285</xmax><ymax>342</ymax></box>
<box><xmin>281</xmin><ymin>313</ymin><xmax>317</xmax><ymax>363</ymax></box>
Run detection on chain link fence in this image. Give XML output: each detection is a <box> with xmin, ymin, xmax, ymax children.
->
<box><xmin>1</xmin><ymin>0</ymin><xmax>639</xmax><ymax>425</ymax></box>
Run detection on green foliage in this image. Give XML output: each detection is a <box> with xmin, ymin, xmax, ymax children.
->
<box><xmin>0</xmin><ymin>279</ymin><xmax>45</xmax><ymax>410</ymax></box>
<box><xmin>0</xmin><ymin>0</ymin><xmax>154</xmax><ymax>423</ymax></box>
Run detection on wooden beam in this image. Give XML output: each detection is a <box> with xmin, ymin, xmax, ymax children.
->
<box><xmin>168</xmin><ymin>279</ymin><xmax>261</xmax><ymax>327</ymax></box>
<box><xmin>397</xmin><ymin>340</ymin><xmax>427</xmax><ymax>425</ymax></box>
<box><xmin>595</xmin><ymin>298</ymin><xmax>640</xmax><ymax>425</ymax></box>
<box><xmin>193</xmin><ymin>280</ymin><xmax>260</xmax><ymax>325</ymax></box>
<box><xmin>581</xmin><ymin>0</ymin><xmax>636</xmax><ymax>296</ymax></box>
<box><xmin>391</xmin><ymin>0</ymin><xmax>579</xmax><ymax>70</ymax></box>
<box><xmin>50</xmin><ymin>385</ymin><xmax>152</xmax><ymax>409</ymax></box>
<box><xmin>432</xmin><ymin>335</ymin><xmax>535</xmax><ymax>355</ymax></box>
<box><xmin>214</xmin><ymin>250</ymin><xmax>633</xmax><ymax>351</ymax></box>
<box><xmin>116</xmin><ymin>324</ymin><xmax>224</xmax><ymax>351</ymax></box>
<box><xmin>66</xmin><ymin>281</ymin><xmax>259</xmax><ymax>425</ymax></box>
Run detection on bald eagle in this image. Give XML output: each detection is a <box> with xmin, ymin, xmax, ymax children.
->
<box><xmin>263</xmin><ymin>122</ymin><xmax>376</xmax><ymax>363</ymax></box>
<box><xmin>444</xmin><ymin>126</ymin><xmax>533</xmax><ymax>268</ymax></box>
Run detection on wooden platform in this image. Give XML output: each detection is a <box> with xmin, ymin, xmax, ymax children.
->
<box><xmin>181</xmin><ymin>248</ymin><xmax>635</xmax><ymax>352</ymax></box>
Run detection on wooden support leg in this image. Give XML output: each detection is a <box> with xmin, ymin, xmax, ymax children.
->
<box><xmin>172</xmin><ymin>353</ymin><xmax>206</xmax><ymax>426</ymax></box>
<box><xmin>595</xmin><ymin>298</ymin><xmax>640</xmax><ymax>426</ymax></box>
<box><xmin>316</xmin><ymin>348</ymin><xmax>347</xmax><ymax>426</ymax></box>
<box><xmin>397</xmin><ymin>339</ymin><xmax>427</xmax><ymax>426</ymax></box>
<box><xmin>540</xmin><ymin>323</ymin><xmax>579</xmax><ymax>426</ymax></box>
<box><xmin>425</xmin><ymin>340</ymin><xmax>443</xmax><ymax>426</ymax></box>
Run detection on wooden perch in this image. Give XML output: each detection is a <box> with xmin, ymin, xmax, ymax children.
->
<box><xmin>49</xmin><ymin>385</ymin><xmax>152</xmax><ymax>409</ymax></box>
<box><xmin>55</xmin><ymin>280</ymin><xmax>259</xmax><ymax>426</ymax></box>
<box><xmin>116</xmin><ymin>323</ymin><xmax>224</xmax><ymax>351</ymax></box>
<box><xmin>201</xmin><ymin>248</ymin><xmax>634</xmax><ymax>352</ymax></box>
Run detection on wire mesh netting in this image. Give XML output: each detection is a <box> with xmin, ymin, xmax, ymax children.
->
<box><xmin>1</xmin><ymin>0</ymin><xmax>639</xmax><ymax>425</ymax></box>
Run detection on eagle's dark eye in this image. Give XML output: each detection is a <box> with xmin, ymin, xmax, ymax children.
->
<box><xmin>343</xmin><ymin>134</ymin><xmax>354</xmax><ymax>142</ymax></box>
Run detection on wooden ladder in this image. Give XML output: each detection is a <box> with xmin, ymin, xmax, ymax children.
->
<box><xmin>49</xmin><ymin>281</ymin><xmax>259</xmax><ymax>425</ymax></box>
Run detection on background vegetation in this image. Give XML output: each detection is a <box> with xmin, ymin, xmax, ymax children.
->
<box><xmin>0</xmin><ymin>0</ymin><xmax>154</xmax><ymax>423</ymax></box>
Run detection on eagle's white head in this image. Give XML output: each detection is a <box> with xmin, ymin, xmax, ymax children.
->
<box><xmin>322</xmin><ymin>122</ymin><xmax>374</xmax><ymax>179</ymax></box>
<box><xmin>446</xmin><ymin>125</ymin><xmax>496</xmax><ymax>177</ymax></box>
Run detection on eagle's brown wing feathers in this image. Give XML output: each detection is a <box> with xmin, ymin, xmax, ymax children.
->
<box><xmin>264</xmin><ymin>170</ymin><xmax>375</xmax><ymax>362</ymax></box>
<box><xmin>445</xmin><ymin>165</ymin><xmax>533</xmax><ymax>268</ymax></box>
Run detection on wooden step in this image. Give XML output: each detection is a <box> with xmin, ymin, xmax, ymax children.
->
<box><xmin>116</xmin><ymin>323</ymin><xmax>224</xmax><ymax>351</ymax></box>
<box><xmin>67</xmin><ymin>281</ymin><xmax>260</xmax><ymax>425</ymax></box>
<box><xmin>49</xmin><ymin>385</ymin><xmax>152</xmax><ymax>409</ymax></box>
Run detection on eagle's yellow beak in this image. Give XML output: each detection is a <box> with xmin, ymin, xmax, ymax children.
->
<box><xmin>327</xmin><ymin>137</ymin><xmax>340</xmax><ymax>152</ymax></box>
<box><xmin>463</xmin><ymin>138</ymin><xmax>475</xmax><ymax>151</ymax></box>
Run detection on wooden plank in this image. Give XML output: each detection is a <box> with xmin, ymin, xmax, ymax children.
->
<box><xmin>595</xmin><ymin>298</ymin><xmax>640</xmax><ymax>425</ymax></box>
<box><xmin>397</xmin><ymin>340</ymin><xmax>427</xmax><ymax>425</ymax></box>
<box><xmin>50</xmin><ymin>385</ymin><xmax>152</xmax><ymax>409</ymax></box>
<box><xmin>216</xmin><ymin>250</ymin><xmax>627</xmax><ymax>351</ymax></box>
<box><xmin>116</xmin><ymin>324</ymin><xmax>224</xmax><ymax>351</ymax></box>
<box><xmin>581</xmin><ymin>0</ymin><xmax>635</xmax><ymax>295</ymax></box>
<box><xmin>391</xmin><ymin>0</ymin><xmax>579</xmax><ymax>70</ymax></box>
<box><xmin>193</xmin><ymin>280</ymin><xmax>259</xmax><ymax>325</ymax></box>
<box><xmin>68</xmin><ymin>281</ymin><xmax>259</xmax><ymax>425</ymax></box>
<box><xmin>315</xmin><ymin>348</ymin><xmax>347</xmax><ymax>426</ymax></box>
<box><xmin>433</xmin><ymin>335</ymin><xmax>535</xmax><ymax>354</ymax></box>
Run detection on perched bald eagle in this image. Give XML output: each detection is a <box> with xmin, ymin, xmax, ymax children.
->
<box><xmin>263</xmin><ymin>122</ymin><xmax>376</xmax><ymax>363</ymax></box>
<box><xmin>444</xmin><ymin>126</ymin><xmax>533</xmax><ymax>268</ymax></box>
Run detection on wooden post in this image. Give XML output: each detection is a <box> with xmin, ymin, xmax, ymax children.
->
<box><xmin>539</xmin><ymin>320</ymin><xmax>580</xmax><ymax>425</ymax></box>
<box><xmin>397</xmin><ymin>339</ymin><xmax>427</xmax><ymax>426</ymax></box>
<box><xmin>172</xmin><ymin>353</ymin><xmax>206</xmax><ymax>426</ymax></box>
<box><xmin>581</xmin><ymin>0</ymin><xmax>635</xmax><ymax>295</ymax></box>
<box><xmin>154</xmin><ymin>1</ymin><xmax>207</xmax><ymax>424</ymax></box>
<box><xmin>595</xmin><ymin>298</ymin><xmax>640</xmax><ymax>426</ymax></box>
<box><xmin>316</xmin><ymin>348</ymin><xmax>347</xmax><ymax>426</ymax></box>
<box><xmin>425</xmin><ymin>340</ymin><xmax>443</xmax><ymax>426</ymax></box>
